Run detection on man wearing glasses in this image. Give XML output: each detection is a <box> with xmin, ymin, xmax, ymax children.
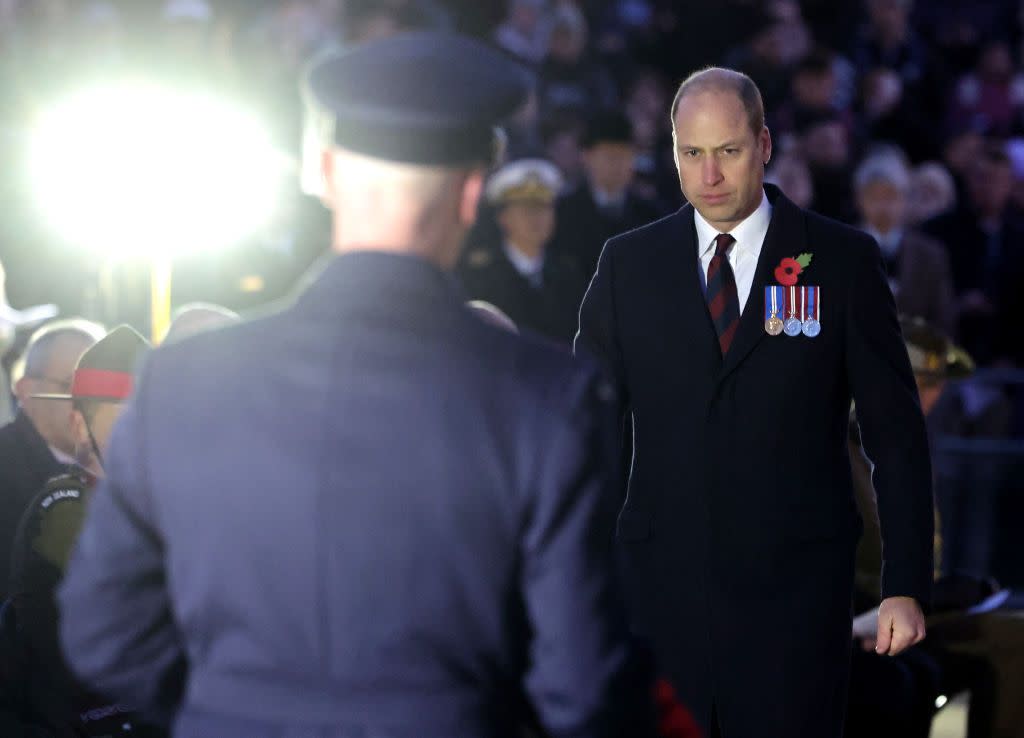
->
<box><xmin>0</xmin><ymin>319</ymin><xmax>103</xmax><ymax>598</ymax></box>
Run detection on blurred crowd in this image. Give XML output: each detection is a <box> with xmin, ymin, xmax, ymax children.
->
<box><xmin>0</xmin><ymin>0</ymin><xmax>1020</xmax><ymax>575</ymax></box>
<box><xmin>0</xmin><ymin>0</ymin><xmax>1021</xmax><ymax>358</ymax></box>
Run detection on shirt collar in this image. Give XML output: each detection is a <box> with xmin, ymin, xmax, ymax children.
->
<box><xmin>49</xmin><ymin>445</ymin><xmax>78</xmax><ymax>467</ymax></box>
<box><xmin>503</xmin><ymin>242</ymin><xmax>545</xmax><ymax>279</ymax></box>
<box><xmin>695</xmin><ymin>190</ymin><xmax>772</xmax><ymax>258</ymax></box>
<box><xmin>863</xmin><ymin>226</ymin><xmax>904</xmax><ymax>257</ymax></box>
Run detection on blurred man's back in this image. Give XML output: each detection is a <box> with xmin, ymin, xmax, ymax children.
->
<box><xmin>59</xmin><ymin>33</ymin><xmax>654</xmax><ymax>738</ymax></box>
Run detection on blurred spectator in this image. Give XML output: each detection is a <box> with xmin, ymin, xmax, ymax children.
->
<box><xmin>0</xmin><ymin>325</ymin><xmax>161</xmax><ymax>737</ymax></box>
<box><xmin>765</xmin><ymin>150</ymin><xmax>814</xmax><ymax>210</ymax></box>
<box><xmin>623</xmin><ymin>67</ymin><xmax>677</xmax><ymax>204</ymax></box>
<box><xmin>949</xmin><ymin>40</ymin><xmax>1024</xmax><ymax>138</ymax></box>
<box><xmin>859</xmin><ymin>67</ymin><xmax>940</xmax><ymax>162</ymax></box>
<box><xmin>537</xmin><ymin>4</ymin><xmax>616</xmax><ymax>118</ymax></box>
<box><xmin>798</xmin><ymin>114</ymin><xmax>856</xmax><ymax>222</ymax></box>
<box><xmin>922</xmin><ymin>143</ymin><xmax>1024</xmax><ymax>366</ymax></box>
<box><xmin>854</xmin><ymin>152</ymin><xmax>955</xmax><ymax>332</ymax></box>
<box><xmin>456</xmin><ymin>159</ymin><xmax>586</xmax><ymax>343</ymax></box>
<box><xmin>553</xmin><ymin>111</ymin><xmax>664</xmax><ymax>280</ymax></box>
<box><xmin>541</xmin><ymin>112</ymin><xmax>586</xmax><ymax>190</ymax></box>
<box><xmin>776</xmin><ymin>48</ymin><xmax>853</xmax><ymax>138</ymax></box>
<box><xmin>851</xmin><ymin>0</ymin><xmax>930</xmax><ymax>85</ymax></box>
<box><xmin>1004</xmin><ymin>137</ymin><xmax>1024</xmax><ymax>214</ymax></box>
<box><xmin>906</xmin><ymin>161</ymin><xmax>957</xmax><ymax>225</ymax></box>
<box><xmin>725</xmin><ymin>14</ymin><xmax>810</xmax><ymax>114</ymax></box>
<box><xmin>493</xmin><ymin>0</ymin><xmax>549</xmax><ymax>64</ymax></box>
<box><xmin>0</xmin><ymin>318</ymin><xmax>103</xmax><ymax>599</ymax></box>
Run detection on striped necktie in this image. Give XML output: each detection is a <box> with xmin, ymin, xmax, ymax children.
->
<box><xmin>707</xmin><ymin>233</ymin><xmax>740</xmax><ymax>356</ymax></box>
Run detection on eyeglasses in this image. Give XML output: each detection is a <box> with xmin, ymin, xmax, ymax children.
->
<box><xmin>26</xmin><ymin>375</ymin><xmax>73</xmax><ymax>393</ymax></box>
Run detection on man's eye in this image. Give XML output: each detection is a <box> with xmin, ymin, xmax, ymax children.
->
<box><xmin>684</xmin><ymin>150</ymin><xmax>700</xmax><ymax>158</ymax></box>
<box><xmin>723</xmin><ymin>148</ymin><xmax>739</xmax><ymax>155</ymax></box>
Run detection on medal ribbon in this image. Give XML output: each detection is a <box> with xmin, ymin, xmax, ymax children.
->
<box><xmin>765</xmin><ymin>286</ymin><xmax>781</xmax><ymax>321</ymax></box>
<box><xmin>807</xmin><ymin>286</ymin><xmax>818</xmax><ymax>323</ymax></box>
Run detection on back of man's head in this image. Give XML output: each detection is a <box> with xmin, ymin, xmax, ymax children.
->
<box><xmin>165</xmin><ymin>303</ymin><xmax>240</xmax><ymax>343</ymax></box>
<box><xmin>303</xmin><ymin>32</ymin><xmax>529</xmax><ymax>269</ymax></box>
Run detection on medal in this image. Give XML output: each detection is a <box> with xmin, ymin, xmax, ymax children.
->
<box><xmin>802</xmin><ymin>286</ymin><xmax>821</xmax><ymax>337</ymax></box>
<box><xmin>764</xmin><ymin>286</ymin><xmax>783</xmax><ymax>335</ymax></box>
<box><xmin>784</xmin><ymin>286</ymin><xmax>804</xmax><ymax>337</ymax></box>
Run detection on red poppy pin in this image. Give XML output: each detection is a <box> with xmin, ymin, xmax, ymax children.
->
<box><xmin>775</xmin><ymin>253</ymin><xmax>813</xmax><ymax>286</ymax></box>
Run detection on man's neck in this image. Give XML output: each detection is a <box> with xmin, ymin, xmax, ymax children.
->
<box><xmin>506</xmin><ymin>239</ymin><xmax>545</xmax><ymax>262</ymax></box>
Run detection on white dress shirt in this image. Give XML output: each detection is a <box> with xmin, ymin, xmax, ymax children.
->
<box><xmin>503</xmin><ymin>242</ymin><xmax>545</xmax><ymax>287</ymax></box>
<box><xmin>695</xmin><ymin>191</ymin><xmax>773</xmax><ymax>314</ymax></box>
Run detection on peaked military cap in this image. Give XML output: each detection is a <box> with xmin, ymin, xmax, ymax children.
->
<box><xmin>485</xmin><ymin>158</ymin><xmax>563</xmax><ymax>205</ymax></box>
<box><xmin>33</xmin><ymin>324</ymin><xmax>150</xmax><ymax>401</ymax></box>
<box><xmin>303</xmin><ymin>31</ymin><xmax>531</xmax><ymax>166</ymax></box>
<box><xmin>900</xmin><ymin>316</ymin><xmax>974</xmax><ymax>380</ymax></box>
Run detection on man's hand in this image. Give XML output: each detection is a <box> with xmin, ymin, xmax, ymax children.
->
<box><xmin>872</xmin><ymin>596</ymin><xmax>926</xmax><ymax>656</ymax></box>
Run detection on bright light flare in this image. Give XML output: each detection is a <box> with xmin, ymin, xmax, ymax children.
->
<box><xmin>28</xmin><ymin>83</ymin><xmax>284</xmax><ymax>258</ymax></box>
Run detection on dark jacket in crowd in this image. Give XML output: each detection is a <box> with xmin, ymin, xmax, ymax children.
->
<box><xmin>883</xmin><ymin>230</ymin><xmax>957</xmax><ymax>335</ymax></box>
<box><xmin>921</xmin><ymin>207</ymin><xmax>1024</xmax><ymax>366</ymax></box>
<box><xmin>577</xmin><ymin>185</ymin><xmax>934</xmax><ymax>738</ymax></box>
<box><xmin>57</xmin><ymin>253</ymin><xmax>655</xmax><ymax>738</ymax></box>
<box><xmin>554</xmin><ymin>185</ymin><xmax>666</xmax><ymax>281</ymax></box>
<box><xmin>0</xmin><ymin>470</ymin><xmax>163</xmax><ymax>737</ymax></box>
<box><xmin>0</xmin><ymin>412</ymin><xmax>66</xmax><ymax>600</ymax></box>
<box><xmin>456</xmin><ymin>243</ymin><xmax>589</xmax><ymax>343</ymax></box>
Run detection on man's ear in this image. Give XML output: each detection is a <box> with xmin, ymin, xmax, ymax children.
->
<box><xmin>70</xmin><ymin>408</ymin><xmax>89</xmax><ymax>450</ymax></box>
<box><xmin>13</xmin><ymin>375</ymin><xmax>31</xmax><ymax>404</ymax></box>
<box><xmin>319</xmin><ymin>149</ymin><xmax>336</xmax><ymax>208</ymax></box>
<box><xmin>459</xmin><ymin>170</ymin><xmax>485</xmax><ymax>227</ymax></box>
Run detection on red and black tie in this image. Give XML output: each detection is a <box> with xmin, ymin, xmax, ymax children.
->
<box><xmin>706</xmin><ymin>233</ymin><xmax>740</xmax><ymax>356</ymax></box>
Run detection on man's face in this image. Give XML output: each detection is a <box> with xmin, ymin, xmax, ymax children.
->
<box><xmin>673</xmin><ymin>90</ymin><xmax>771</xmax><ymax>231</ymax></box>
<box><xmin>584</xmin><ymin>142</ymin><xmax>636</xmax><ymax>197</ymax></box>
<box><xmin>857</xmin><ymin>180</ymin><xmax>906</xmax><ymax>233</ymax></box>
<box><xmin>18</xmin><ymin>335</ymin><xmax>95</xmax><ymax>454</ymax></box>
<box><xmin>497</xmin><ymin>201</ymin><xmax>556</xmax><ymax>254</ymax></box>
<box><xmin>968</xmin><ymin>159</ymin><xmax>1013</xmax><ymax>217</ymax></box>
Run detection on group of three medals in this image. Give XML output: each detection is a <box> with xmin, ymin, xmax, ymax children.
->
<box><xmin>764</xmin><ymin>285</ymin><xmax>820</xmax><ymax>338</ymax></box>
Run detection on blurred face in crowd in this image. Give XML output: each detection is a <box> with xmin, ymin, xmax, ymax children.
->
<box><xmin>793</xmin><ymin>68</ymin><xmax>835</xmax><ymax>110</ymax></box>
<box><xmin>907</xmin><ymin>164</ymin><xmax>956</xmax><ymax>224</ymax></box>
<box><xmin>802</xmin><ymin>121</ymin><xmax>849</xmax><ymax>168</ymax></box>
<box><xmin>943</xmin><ymin>132</ymin><xmax>983</xmax><ymax>175</ymax></box>
<box><xmin>584</xmin><ymin>142</ymin><xmax>636</xmax><ymax>197</ymax></box>
<box><xmin>978</xmin><ymin>42</ymin><xmax>1014</xmax><ymax>82</ymax></box>
<box><xmin>968</xmin><ymin>157</ymin><xmax>1013</xmax><ymax>218</ymax></box>
<box><xmin>548</xmin><ymin>23</ymin><xmax>585</xmax><ymax>63</ymax></box>
<box><xmin>498</xmin><ymin>201</ymin><xmax>556</xmax><ymax>258</ymax></box>
<box><xmin>72</xmin><ymin>401</ymin><xmax>126</xmax><ymax>475</ymax></box>
<box><xmin>546</xmin><ymin>130</ymin><xmax>584</xmax><ymax>185</ymax></box>
<box><xmin>857</xmin><ymin>179</ymin><xmax>907</xmax><ymax>233</ymax></box>
<box><xmin>15</xmin><ymin>333</ymin><xmax>95</xmax><ymax>455</ymax></box>
<box><xmin>673</xmin><ymin>89</ymin><xmax>772</xmax><ymax>231</ymax></box>
<box><xmin>868</xmin><ymin>0</ymin><xmax>909</xmax><ymax>44</ymax></box>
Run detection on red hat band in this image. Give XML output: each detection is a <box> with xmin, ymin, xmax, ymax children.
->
<box><xmin>71</xmin><ymin>368</ymin><xmax>134</xmax><ymax>401</ymax></box>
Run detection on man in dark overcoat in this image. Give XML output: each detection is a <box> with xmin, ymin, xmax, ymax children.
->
<box><xmin>577</xmin><ymin>66</ymin><xmax>934</xmax><ymax>738</ymax></box>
